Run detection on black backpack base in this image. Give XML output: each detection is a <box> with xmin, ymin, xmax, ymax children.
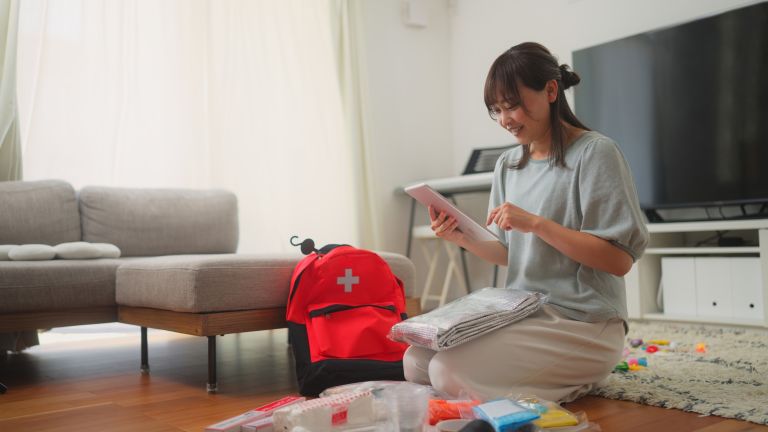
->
<box><xmin>288</xmin><ymin>322</ymin><xmax>405</xmax><ymax>396</ymax></box>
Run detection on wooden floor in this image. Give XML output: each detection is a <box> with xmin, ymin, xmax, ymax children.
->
<box><xmin>1</xmin><ymin>325</ymin><xmax>766</xmax><ymax>432</ymax></box>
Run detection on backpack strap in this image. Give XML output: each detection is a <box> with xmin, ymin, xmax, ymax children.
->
<box><xmin>288</xmin><ymin>254</ymin><xmax>317</xmax><ymax>306</ymax></box>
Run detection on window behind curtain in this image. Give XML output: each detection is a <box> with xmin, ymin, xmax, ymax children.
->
<box><xmin>17</xmin><ymin>0</ymin><xmax>359</xmax><ymax>253</ymax></box>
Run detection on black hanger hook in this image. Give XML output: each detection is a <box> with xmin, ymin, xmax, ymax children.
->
<box><xmin>290</xmin><ymin>235</ymin><xmax>318</xmax><ymax>255</ymax></box>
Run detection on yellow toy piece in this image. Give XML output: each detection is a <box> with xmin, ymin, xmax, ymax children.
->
<box><xmin>646</xmin><ymin>339</ymin><xmax>670</xmax><ymax>345</ymax></box>
<box><xmin>517</xmin><ymin>398</ymin><xmax>580</xmax><ymax>429</ymax></box>
<box><xmin>533</xmin><ymin>405</ymin><xmax>579</xmax><ymax>428</ymax></box>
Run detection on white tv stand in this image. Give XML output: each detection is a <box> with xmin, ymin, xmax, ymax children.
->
<box><xmin>625</xmin><ymin>218</ymin><xmax>768</xmax><ymax>327</ymax></box>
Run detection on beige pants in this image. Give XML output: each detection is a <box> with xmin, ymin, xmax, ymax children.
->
<box><xmin>402</xmin><ymin>304</ymin><xmax>624</xmax><ymax>403</ymax></box>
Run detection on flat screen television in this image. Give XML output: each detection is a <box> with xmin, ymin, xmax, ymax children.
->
<box><xmin>573</xmin><ymin>2</ymin><xmax>768</xmax><ymax>222</ymax></box>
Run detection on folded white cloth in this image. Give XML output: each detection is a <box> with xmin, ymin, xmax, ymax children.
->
<box><xmin>389</xmin><ymin>287</ymin><xmax>545</xmax><ymax>351</ymax></box>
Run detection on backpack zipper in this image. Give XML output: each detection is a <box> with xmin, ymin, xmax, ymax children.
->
<box><xmin>308</xmin><ymin>303</ymin><xmax>396</xmax><ymax>318</ymax></box>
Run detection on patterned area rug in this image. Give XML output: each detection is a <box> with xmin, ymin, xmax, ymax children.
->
<box><xmin>590</xmin><ymin>320</ymin><xmax>768</xmax><ymax>425</ymax></box>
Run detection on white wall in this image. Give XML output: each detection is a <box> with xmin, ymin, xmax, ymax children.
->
<box><xmin>360</xmin><ymin>0</ymin><xmax>765</xmax><ymax>302</ymax></box>
<box><xmin>449</xmin><ymin>0</ymin><xmax>766</xmax><ymax>173</ymax></box>
<box><xmin>447</xmin><ymin>0</ymin><xmax>768</xmax><ymax>292</ymax></box>
<box><xmin>359</xmin><ymin>0</ymin><xmax>453</xmax><ymax>256</ymax></box>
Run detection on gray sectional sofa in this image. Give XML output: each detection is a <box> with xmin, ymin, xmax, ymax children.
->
<box><xmin>0</xmin><ymin>180</ymin><xmax>417</xmax><ymax>392</ymax></box>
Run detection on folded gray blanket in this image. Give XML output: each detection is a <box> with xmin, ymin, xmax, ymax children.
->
<box><xmin>389</xmin><ymin>288</ymin><xmax>544</xmax><ymax>351</ymax></box>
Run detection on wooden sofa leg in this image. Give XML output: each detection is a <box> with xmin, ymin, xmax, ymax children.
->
<box><xmin>140</xmin><ymin>327</ymin><xmax>150</xmax><ymax>374</ymax></box>
<box><xmin>207</xmin><ymin>336</ymin><xmax>217</xmax><ymax>393</ymax></box>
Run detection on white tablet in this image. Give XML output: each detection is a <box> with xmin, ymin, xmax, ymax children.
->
<box><xmin>404</xmin><ymin>183</ymin><xmax>500</xmax><ymax>242</ymax></box>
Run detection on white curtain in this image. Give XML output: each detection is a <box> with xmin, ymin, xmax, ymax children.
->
<box><xmin>17</xmin><ymin>0</ymin><xmax>370</xmax><ymax>252</ymax></box>
<box><xmin>17</xmin><ymin>1</ymin><xmax>212</xmax><ymax>189</ymax></box>
<box><xmin>0</xmin><ymin>0</ymin><xmax>22</xmax><ymax>181</ymax></box>
<box><xmin>330</xmin><ymin>0</ymin><xmax>378</xmax><ymax>249</ymax></box>
<box><xmin>0</xmin><ymin>0</ymin><xmax>38</xmax><ymax>354</ymax></box>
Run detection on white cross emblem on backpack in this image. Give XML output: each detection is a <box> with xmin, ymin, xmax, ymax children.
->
<box><xmin>337</xmin><ymin>268</ymin><xmax>360</xmax><ymax>293</ymax></box>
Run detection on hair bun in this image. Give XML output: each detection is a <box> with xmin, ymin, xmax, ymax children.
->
<box><xmin>559</xmin><ymin>64</ymin><xmax>581</xmax><ymax>89</ymax></box>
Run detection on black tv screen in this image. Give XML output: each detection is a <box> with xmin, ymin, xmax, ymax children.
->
<box><xmin>573</xmin><ymin>3</ymin><xmax>768</xmax><ymax>216</ymax></box>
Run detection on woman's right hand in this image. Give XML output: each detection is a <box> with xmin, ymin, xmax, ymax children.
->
<box><xmin>429</xmin><ymin>205</ymin><xmax>464</xmax><ymax>243</ymax></box>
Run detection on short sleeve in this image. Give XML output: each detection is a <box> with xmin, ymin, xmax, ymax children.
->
<box><xmin>578</xmin><ymin>139</ymin><xmax>649</xmax><ymax>261</ymax></box>
<box><xmin>488</xmin><ymin>151</ymin><xmax>510</xmax><ymax>247</ymax></box>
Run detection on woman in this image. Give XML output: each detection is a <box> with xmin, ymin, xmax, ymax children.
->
<box><xmin>403</xmin><ymin>42</ymin><xmax>649</xmax><ymax>402</ymax></box>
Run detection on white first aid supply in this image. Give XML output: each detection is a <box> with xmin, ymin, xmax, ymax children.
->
<box><xmin>273</xmin><ymin>391</ymin><xmax>375</xmax><ymax>432</ymax></box>
<box><xmin>381</xmin><ymin>383</ymin><xmax>430</xmax><ymax>432</ymax></box>
<box><xmin>390</xmin><ymin>288</ymin><xmax>544</xmax><ymax>351</ymax></box>
<box><xmin>240</xmin><ymin>416</ymin><xmax>275</xmax><ymax>432</ymax></box>
<box><xmin>205</xmin><ymin>396</ymin><xmax>305</xmax><ymax>432</ymax></box>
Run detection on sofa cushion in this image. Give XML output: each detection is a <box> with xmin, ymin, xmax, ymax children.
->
<box><xmin>116</xmin><ymin>252</ymin><xmax>416</xmax><ymax>313</ymax></box>
<box><xmin>0</xmin><ymin>245</ymin><xmax>17</xmax><ymax>260</ymax></box>
<box><xmin>79</xmin><ymin>186</ymin><xmax>238</xmax><ymax>257</ymax></box>
<box><xmin>52</xmin><ymin>241</ymin><xmax>121</xmax><ymax>259</ymax></box>
<box><xmin>0</xmin><ymin>180</ymin><xmax>81</xmax><ymax>245</ymax></box>
<box><xmin>378</xmin><ymin>251</ymin><xmax>417</xmax><ymax>297</ymax></box>
<box><xmin>116</xmin><ymin>254</ymin><xmax>299</xmax><ymax>313</ymax></box>
<box><xmin>54</xmin><ymin>242</ymin><xmax>102</xmax><ymax>259</ymax></box>
<box><xmin>8</xmin><ymin>244</ymin><xmax>56</xmax><ymax>261</ymax></box>
<box><xmin>0</xmin><ymin>259</ymin><xmax>127</xmax><ymax>313</ymax></box>
<box><xmin>94</xmin><ymin>243</ymin><xmax>122</xmax><ymax>258</ymax></box>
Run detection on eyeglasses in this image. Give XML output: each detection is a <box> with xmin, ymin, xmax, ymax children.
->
<box><xmin>487</xmin><ymin>103</ymin><xmax>520</xmax><ymax>121</ymax></box>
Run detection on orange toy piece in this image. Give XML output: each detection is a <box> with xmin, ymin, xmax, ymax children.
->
<box><xmin>695</xmin><ymin>343</ymin><xmax>707</xmax><ymax>353</ymax></box>
<box><xmin>428</xmin><ymin>399</ymin><xmax>481</xmax><ymax>425</ymax></box>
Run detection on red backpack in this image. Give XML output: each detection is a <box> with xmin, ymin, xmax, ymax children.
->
<box><xmin>286</xmin><ymin>239</ymin><xmax>409</xmax><ymax>396</ymax></box>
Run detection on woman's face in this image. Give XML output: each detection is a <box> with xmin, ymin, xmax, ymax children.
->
<box><xmin>490</xmin><ymin>80</ymin><xmax>558</xmax><ymax>145</ymax></box>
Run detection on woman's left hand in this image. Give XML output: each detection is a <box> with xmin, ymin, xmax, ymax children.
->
<box><xmin>487</xmin><ymin>202</ymin><xmax>541</xmax><ymax>233</ymax></box>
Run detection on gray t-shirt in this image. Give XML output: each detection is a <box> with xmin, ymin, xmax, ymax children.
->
<box><xmin>489</xmin><ymin>131</ymin><xmax>649</xmax><ymax>323</ymax></box>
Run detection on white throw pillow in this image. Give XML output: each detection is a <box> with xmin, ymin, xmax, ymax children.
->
<box><xmin>9</xmin><ymin>244</ymin><xmax>56</xmax><ymax>261</ymax></box>
<box><xmin>54</xmin><ymin>242</ymin><xmax>102</xmax><ymax>259</ymax></box>
<box><xmin>0</xmin><ymin>244</ymin><xmax>18</xmax><ymax>260</ymax></box>
<box><xmin>93</xmin><ymin>243</ymin><xmax>121</xmax><ymax>259</ymax></box>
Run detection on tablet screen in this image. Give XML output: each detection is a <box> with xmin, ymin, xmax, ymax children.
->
<box><xmin>404</xmin><ymin>183</ymin><xmax>499</xmax><ymax>242</ymax></box>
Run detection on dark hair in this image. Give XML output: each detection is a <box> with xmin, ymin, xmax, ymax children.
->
<box><xmin>484</xmin><ymin>42</ymin><xmax>589</xmax><ymax>169</ymax></box>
